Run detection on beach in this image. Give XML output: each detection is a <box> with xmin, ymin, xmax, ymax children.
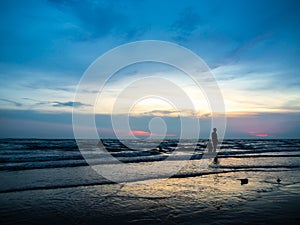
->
<box><xmin>0</xmin><ymin>139</ymin><xmax>299</xmax><ymax>225</ymax></box>
<box><xmin>2</xmin><ymin>1</ymin><xmax>300</xmax><ymax>224</ymax></box>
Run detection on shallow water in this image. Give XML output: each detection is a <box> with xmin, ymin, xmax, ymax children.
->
<box><xmin>0</xmin><ymin>139</ymin><xmax>299</xmax><ymax>224</ymax></box>
<box><xmin>0</xmin><ymin>170</ymin><xmax>299</xmax><ymax>225</ymax></box>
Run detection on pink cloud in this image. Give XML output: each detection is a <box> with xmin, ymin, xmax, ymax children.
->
<box><xmin>254</xmin><ymin>133</ymin><xmax>268</xmax><ymax>137</ymax></box>
<box><xmin>130</xmin><ymin>130</ymin><xmax>151</xmax><ymax>136</ymax></box>
<box><xmin>99</xmin><ymin>128</ymin><xmax>177</xmax><ymax>137</ymax></box>
<box><xmin>247</xmin><ymin>131</ymin><xmax>268</xmax><ymax>137</ymax></box>
<box><xmin>129</xmin><ymin>130</ymin><xmax>176</xmax><ymax>137</ymax></box>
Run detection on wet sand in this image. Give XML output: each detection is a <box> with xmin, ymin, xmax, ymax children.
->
<box><xmin>0</xmin><ymin>169</ymin><xmax>299</xmax><ymax>225</ymax></box>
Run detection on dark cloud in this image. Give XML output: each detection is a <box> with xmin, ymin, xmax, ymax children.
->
<box><xmin>138</xmin><ymin>109</ymin><xmax>200</xmax><ymax>117</ymax></box>
<box><xmin>1</xmin><ymin>109</ymin><xmax>299</xmax><ymax>138</ymax></box>
<box><xmin>21</xmin><ymin>98</ymin><xmax>91</xmax><ymax>108</ymax></box>
<box><xmin>140</xmin><ymin>110</ymin><xmax>179</xmax><ymax>116</ymax></box>
<box><xmin>281</xmin><ymin>100</ymin><xmax>300</xmax><ymax>111</ymax></box>
<box><xmin>52</xmin><ymin>101</ymin><xmax>90</xmax><ymax>108</ymax></box>
<box><xmin>22</xmin><ymin>98</ymin><xmax>52</xmax><ymax>107</ymax></box>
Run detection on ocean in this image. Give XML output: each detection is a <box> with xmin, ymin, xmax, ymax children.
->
<box><xmin>0</xmin><ymin>139</ymin><xmax>299</xmax><ymax>225</ymax></box>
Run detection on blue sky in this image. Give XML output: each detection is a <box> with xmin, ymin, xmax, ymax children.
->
<box><xmin>0</xmin><ymin>0</ymin><xmax>300</xmax><ymax>138</ymax></box>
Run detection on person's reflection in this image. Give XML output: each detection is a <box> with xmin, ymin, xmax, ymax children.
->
<box><xmin>207</xmin><ymin>140</ymin><xmax>213</xmax><ymax>152</ymax></box>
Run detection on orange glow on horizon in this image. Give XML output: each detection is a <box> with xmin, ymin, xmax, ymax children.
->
<box><xmin>247</xmin><ymin>131</ymin><xmax>269</xmax><ymax>137</ymax></box>
<box><xmin>254</xmin><ymin>133</ymin><xmax>268</xmax><ymax>137</ymax></box>
<box><xmin>130</xmin><ymin>130</ymin><xmax>176</xmax><ymax>137</ymax></box>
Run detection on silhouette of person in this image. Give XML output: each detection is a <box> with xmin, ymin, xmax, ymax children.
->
<box><xmin>211</xmin><ymin>128</ymin><xmax>218</xmax><ymax>151</ymax></box>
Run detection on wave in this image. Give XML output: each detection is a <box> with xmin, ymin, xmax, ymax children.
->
<box><xmin>1</xmin><ymin>153</ymin><xmax>299</xmax><ymax>171</ymax></box>
<box><xmin>1</xmin><ymin>139</ymin><xmax>300</xmax><ymax>171</ymax></box>
<box><xmin>1</xmin><ymin>148</ymin><xmax>299</xmax><ymax>165</ymax></box>
<box><xmin>0</xmin><ymin>160</ymin><xmax>89</xmax><ymax>171</ymax></box>
<box><xmin>0</xmin><ymin>180</ymin><xmax>114</xmax><ymax>194</ymax></box>
<box><xmin>1</xmin><ymin>167</ymin><xmax>298</xmax><ymax>194</ymax></box>
<box><xmin>0</xmin><ymin>154</ymin><xmax>84</xmax><ymax>163</ymax></box>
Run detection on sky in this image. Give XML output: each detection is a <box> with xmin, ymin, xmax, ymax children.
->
<box><xmin>0</xmin><ymin>0</ymin><xmax>300</xmax><ymax>138</ymax></box>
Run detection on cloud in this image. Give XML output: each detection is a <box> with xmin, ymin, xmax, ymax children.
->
<box><xmin>1</xmin><ymin>0</ymin><xmax>300</xmax><ymax>124</ymax></box>
<box><xmin>0</xmin><ymin>117</ymin><xmax>73</xmax><ymax>138</ymax></box>
<box><xmin>281</xmin><ymin>99</ymin><xmax>300</xmax><ymax>111</ymax></box>
<box><xmin>220</xmin><ymin>32</ymin><xmax>273</xmax><ymax>66</ymax></box>
<box><xmin>226</xmin><ymin>112</ymin><xmax>300</xmax><ymax>138</ymax></box>
<box><xmin>48</xmin><ymin>0</ymin><xmax>128</xmax><ymax>40</ymax></box>
<box><xmin>0</xmin><ymin>98</ymin><xmax>22</xmax><ymax>107</ymax></box>
<box><xmin>139</xmin><ymin>110</ymin><xmax>179</xmax><ymax>117</ymax></box>
<box><xmin>129</xmin><ymin>130</ymin><xmax>176</xmax><ymax>137</ymax></box>
<box><xmin>1</xmin><ymin>97</ymin><xmax>91</xmax><ymax>110</ymax></box>
<box><xmin>171</xmin><ymin>6</ymin><xmax>202</xmax><ymax>40</ymax></box>
<box><xmin>1</xmin><ymin>109</ymin><xmax>300</xmax><ymax>138</ymax></box>
<box><xmin>247</xmin><ymin>132</ymin><xmax>268</xmax><ymax>137</ymax></box>
<box><xmin>52</xmin><ymin>101</ymin><xmax>90</xmax><ymax>108</ymax></box>
<box><xmin>0</xmin><ymin>0</ymin><xmax>73</xmax><ymax>64</ymax></box>
<box><xmin>137</xmin><ymin>109</ymin><xmax>201</xmax><ymax>117</ymax></box>
<box><xmin>24</xmin><ymin>81</ymin><xmax>75</xmax><ymax>93</ymax></box>
<box><xmin>47</xmin><ymin>0</ymin><xmax>153</xmax><ymax>43</ymax></box>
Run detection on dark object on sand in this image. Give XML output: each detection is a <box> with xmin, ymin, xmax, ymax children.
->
<box><xmin>277</xmin><ymin>178</ymin><xmax>281</xmax><ymax>183</ymax></box>
<box><xmin>238</xmin><ymin>178</ymin><xmax>248</xmax><ymax>185</ymax></box>
<box><xmin>213</xmin><ymin>156</ymin><xmax>218</xmax><ymax>164</ymax></box>
<box><xmin>157</xmin><ymin>146</ymin><xmax>167</xmax><ymax>153</ymax></box>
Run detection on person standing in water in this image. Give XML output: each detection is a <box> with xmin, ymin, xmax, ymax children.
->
<box><xmin>211</xmin><ymin>128</ymin><xmax>218</xmax><ymax>151</ymax></box>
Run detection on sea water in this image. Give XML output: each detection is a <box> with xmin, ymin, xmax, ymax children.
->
<box><xmin>0</xmin><ymin>139</ymin><xmax>299</xmax><ymax>224</ymax></box>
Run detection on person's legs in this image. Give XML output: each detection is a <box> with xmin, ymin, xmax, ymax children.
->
<box><xmin>213</xmin><ymin>142</ymin><xmax>218</xmax><ymax>151</ymax></box>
